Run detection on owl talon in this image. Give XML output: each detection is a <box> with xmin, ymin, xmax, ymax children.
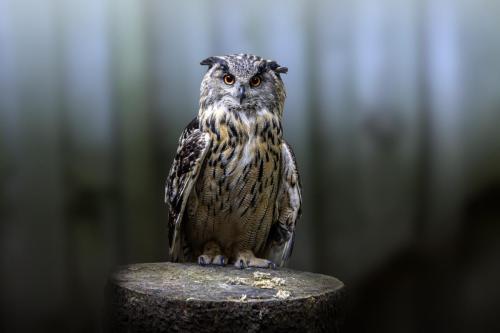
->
<box><xmin>220</xmin><ymin>256</ymin><xmax>227</xmax><ymax>266</ymax></box>
<box><xmin>213</xmin><ymin>255</ymin><xmax>227</xmax><ymax>266</ymax></box>
<box><xmin>198</xmin><ymin>256</ymin><xmax>205</xmax><ymax>265</ymax></box>
<box><xmin>198</xmin><ymin>254</ymin><xmax>212</xmax><ymax>266</ymax></box>
<box><xmin>198</xmin><ymin>241</ymin><xmax>228</xmax><ymax>266</ymax></box>
<box><xmin>233</xmin><ymin>250</ymin><xmax>276</xmax><ymax>269</ymax></box>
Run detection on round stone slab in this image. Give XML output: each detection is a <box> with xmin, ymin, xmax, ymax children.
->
<box><xmin>106</xmin><ymin>262</ymin><xmax>345</xmax><ymax>333</ymax></box>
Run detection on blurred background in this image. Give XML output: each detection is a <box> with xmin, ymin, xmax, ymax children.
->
<box><xmin>1</xmin><ymin>0</ymin><xmax>500</xmax><ymax>331</ymax></box>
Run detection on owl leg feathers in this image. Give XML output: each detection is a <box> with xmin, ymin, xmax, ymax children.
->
<box><xmin>233</xmin><ymin>249</ymin><xmax>276</xmax><ymax>269</ymax></box>
<box><xmin>197</xmin><ymin>241</ymin><xmax>227</xmax><ymax>266</ymax></box>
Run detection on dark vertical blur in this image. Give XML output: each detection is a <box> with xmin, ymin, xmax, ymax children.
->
<box><xmin>1</xmin><ymin>0</ymin><xmax>499</xmax><ymax>331</ymax></box>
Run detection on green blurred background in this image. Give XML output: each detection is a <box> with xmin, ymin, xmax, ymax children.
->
<box><xmin>1</xmin><ymin>0</ymin><xmax>500</xmax><ymax>331</ymax></box>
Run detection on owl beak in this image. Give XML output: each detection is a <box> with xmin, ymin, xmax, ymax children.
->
<box><xmin>236</xmin><ymin>85</ymin><xmax>246</xmax><ymax>104</ymax></box>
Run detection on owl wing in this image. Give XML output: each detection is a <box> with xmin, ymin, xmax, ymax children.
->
<box><xmin>265</xmin><ymin>140</ymin><xmax>302</xmax><ymax>267</ymax></box>
<box><xmin>165</xmin><ymin>117</ymin><xmax>211</xmax><ymax>261</ymax></box>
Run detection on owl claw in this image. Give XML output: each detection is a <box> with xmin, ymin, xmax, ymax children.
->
<box><xmin>220</xmin><ymin>256</ymin><xmax>227</xmax><ymax>266</ymax></box>
<box><xmin>198</xmin><ymin>255</ymin><xmax>209</xmax><ymax>266</ymax></box>
<box><xmin>213</xmin><ymin>255</ymin><xmax>227</xmax><ymax>266</ymax></box>
<box><xmin>233</xmin><ymin>250</ymin><xmax>276</xmax><ymax>269</ymax></box>
<box><xmin>198</xmin><ymin>241</ymin><xmax>227</xmax><ymax>267</ymax></box>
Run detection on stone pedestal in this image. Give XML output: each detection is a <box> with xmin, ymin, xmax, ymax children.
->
<box><xmin>107</xmin><ymin>262</ymin><xmax>345</xmax><ymax>332</ymax></box>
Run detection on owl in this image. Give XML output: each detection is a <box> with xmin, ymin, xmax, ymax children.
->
<box><xmin>165</xmin><ymin>54</ymin><xmax>302</xmax><ymax>268</ymax></box>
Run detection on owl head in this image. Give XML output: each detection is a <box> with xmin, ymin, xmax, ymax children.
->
<box><xmin>199</xmin><ymin>54</ymin><xmax>288</xmax><ymax>116</ymax></box>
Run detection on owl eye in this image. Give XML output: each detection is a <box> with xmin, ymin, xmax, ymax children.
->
<box><xmin>250</xmin><ymin>75</ymin><xmax>261</xmax><ymax>87</ymax></box>
<box><xmin>223</xmin><ymin>74</ymin><xmax>235</xmax><ymax>85</ymax></box>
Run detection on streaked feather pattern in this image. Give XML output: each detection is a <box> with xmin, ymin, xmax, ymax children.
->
<box><xmin>165</xmin><ymin>118</ymin><xmax>211</xmax><ymax>261</ymax></box>
<box><xmin>165</xmin><ymin>54</ymin><xmax>302</xmax><ymax>267</ymax></box>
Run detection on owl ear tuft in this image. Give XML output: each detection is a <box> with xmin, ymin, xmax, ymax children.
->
<box><xmin>200</xmin><ymin>56</ymin><xmax>228</xmax><ymax>70</ymax></box>
<box><xmin>200</xmin><ymin>57</ymin><xmax>216</xmax><ymax>67</ymax></box>
<box><xmin>275</xmin><ymin>66</ymin><xmax>288</xmax><ymax>74</ymax></box>
<box><xmin>267</xmin><ymin>61</ymin><xmax>288</xmax><ymax>74</ymax></box>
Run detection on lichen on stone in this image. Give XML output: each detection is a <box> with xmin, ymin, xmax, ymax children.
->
<box><xmin>252</xmin><ymin>271</ymin><xmax>286</xmax><ymax>289</ymax></box>
<box><xmin>226</xmin><ymin>276</ymin><xmax>250</xmax><ymax>285</ymax></box>
<box><xmin>275</xmin><ymin>289</ymin><xmax>291</xmax><ymax>299</ymax></box>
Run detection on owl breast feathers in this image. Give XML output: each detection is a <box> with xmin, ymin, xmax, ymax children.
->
<box><xmin>165</xmin><ymin>54</ymin><xmax>302</xmax><ymax>269</ymax></box>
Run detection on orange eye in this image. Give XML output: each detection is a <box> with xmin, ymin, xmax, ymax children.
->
<box><xmin>250</xmin><ymin>75</ymin><xmax>261</xmax><ymax>87</ymax></box>
<box><xmin>223</xmin><ymin>74</ymin><xmax>235</xmax><ymax>85</ymax></box>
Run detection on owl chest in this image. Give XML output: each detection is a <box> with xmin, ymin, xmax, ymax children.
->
<box><xmin>197</xmin><ymin>137</ymin><xmax>280</xmax><ymax>211</ymax></box>
<box><xmin>186</xmin><ymin>135</ymin><xmax>281</xmax><ymax>252</ymax></box>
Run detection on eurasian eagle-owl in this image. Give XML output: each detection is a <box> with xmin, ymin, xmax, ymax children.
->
<box><xmin>165</xmin><ymin>54</ymin><xmax>302</xmax><ymax>268</ymax></box>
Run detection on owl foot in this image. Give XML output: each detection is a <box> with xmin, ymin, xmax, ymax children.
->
<box><xmin>233</xmin><ymin>250</ymin><xmax>276</xmax><ymax>269</ymax></box>
<box><xmin>198</xmin><ymin>254</ymin><xmax>227</xmax><ymax>266</ymax></box>
<box><xmin>197</xmin><ymin>241</ymin><xmax>227</xmax><ymax>266</ymax></box>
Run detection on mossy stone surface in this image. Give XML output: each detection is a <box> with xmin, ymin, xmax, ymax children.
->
<box><xmin>107</xmin><ymin>262</ymin><xmax>345</xmax><ymax>332</ymax></box>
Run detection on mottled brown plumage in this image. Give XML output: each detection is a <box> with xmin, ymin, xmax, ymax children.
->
<box><xmin>165</xmin><ymin>54</ymin><xmax>301</xmax><ymax>268</ymax></box>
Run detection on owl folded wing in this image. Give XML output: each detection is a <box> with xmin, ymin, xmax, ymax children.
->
<box><xmin>165</xmin><ymin>117</ymin><xmax>211</xmax><ymax>261</ymax></box>
<box><xmin>265</xmin><ymin>141</ymin><xmax>303</xmax><ymax>267</ymax></box>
